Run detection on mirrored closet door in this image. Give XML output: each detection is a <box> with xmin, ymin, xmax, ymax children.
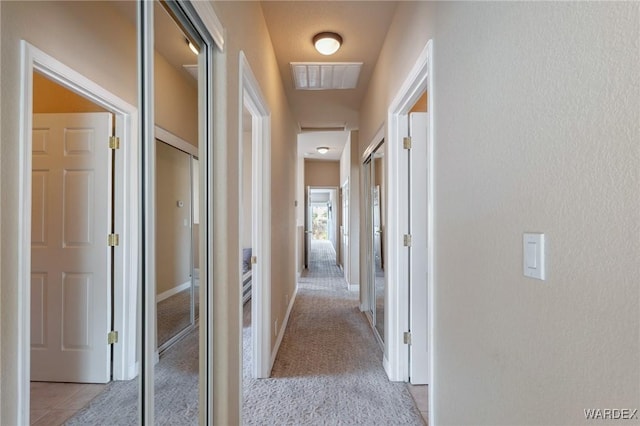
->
<box><xmin>155</xmin><ymin>139</ymin><xmax>198</xmax><ymax>351</ymax></box>
<box><xmin>150</xmin><ymin>1</ymin><xmax>204</xmax><ymax>423</ymax></box>
<box><xmin>363</xmin><ymin>139</ymin><xmax>386</xmax><ymax>345</ymax></box>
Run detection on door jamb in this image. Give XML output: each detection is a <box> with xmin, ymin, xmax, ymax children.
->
<box><xmin>386</xmin><ymin>40</ymin><xmax>434</xmax><ymax>425</ymax></box>
<box><xmin>239</xmin><ymin>51</ymin><xmax>272</xmax><ymax>379</ymax></box>
<box><xmin>18</xmin><ymin>41</ymin><xmax>139</xmax><ymax>420</ymax></box>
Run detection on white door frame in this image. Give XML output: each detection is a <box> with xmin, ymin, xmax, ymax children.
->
<box><xmin>361</xmin><ymin>126</ymin><xmax>385</xmax><ymax>320</ymax></box>
<box><xmin>386</xmin><ymin>39</ymin><xmax>434</xmax><ymax>422</ymax></box>
<box><xmin>307</xmin><ymin>186</ymin><xmax>340</xmax><ymax>259</ymax></box>
<box><xmin>239</xmin><ymin>51</ymin><xmax>272</xmax><ymax>378</ymax></box>
<box><xmin>154</xmin><ymin>126</ymin><xmax>198</xmax><ymax>357</ymax></box>
<box><xmin>18</xmin><ymin>41</ymin><xmax>139</xmax><ymax>415</ymax></box>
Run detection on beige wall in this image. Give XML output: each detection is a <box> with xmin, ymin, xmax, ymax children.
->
<box><xmin>433</xmin><ymin>3</ymin><xmax>639</xmax><ymax>424</ymax></box>
<box><xmin>347</xmin><ymin>131</ymin><xmax>360</xmax><ymax>288</ymax></box>
<box><xmin>154</xmin><ymin>50</ymin><xmax>198</xmax><ymax>147</ymax></box>
<box><xmin>359</xmin><ymin>1</ymin><xmax>640</xmax><ymax>424</ymax></box>
<box><xmin>304</xmin><ymin>159</ymin><xmax>340</xmax><ymax>187</ymax></box>
<box><xmin>33</xmin><ymin>72</ymin><xmax>107</xmax><ymax>113</ymax></box>
<box><xmin>210</xmin><ymin>2</ymin><xmax>299</xmax><ymax>424</ymax></box>
<box><xmin>359</xmin><ymin>1</ymin><xmax>436</xmax><ymax>151</ymax></box>
<box><xmin>1</xmin><ymin>2</ymin><xmax>138</xmax><ymax>420</ymax></box>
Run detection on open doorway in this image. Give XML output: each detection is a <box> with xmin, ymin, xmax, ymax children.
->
<box><xmin>23</xmin><ymin>43</ymin><xmax>139</xmax><ymax>423</ymax></box>
<box><xmin>30</xmin><ymin>74</ymin><xmax>115</xmax><ymax>420</ymax></box>
<box><xmin>385</xmin><ymin>40</ymin><xmax>433</xmax><ymax>424</ymax></box>
<box><xmin>239</xmin><ymin>51</ymin><xmax>272</xmax><ymax>382</ymax></box>
<box><xmin>306</xmin><ymin>187</ymin><xmax>340</xmax><ymax>270</ymax></box>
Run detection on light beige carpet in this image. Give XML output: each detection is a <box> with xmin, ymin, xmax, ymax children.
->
<box><xmin>242</xmin><ymin>239</ymin><xmax>424</xmax><ymax>425</ymax></box>
<box><xmin>69</xmin><ymin>240</ymin><xmax>423</xmax><ymax>425</ymax></box>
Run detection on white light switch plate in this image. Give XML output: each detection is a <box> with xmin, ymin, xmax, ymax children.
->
<box><xmin>523</xmin><ymin>233</ymin><xmax>545</xmax><ymax>280</ymax></box>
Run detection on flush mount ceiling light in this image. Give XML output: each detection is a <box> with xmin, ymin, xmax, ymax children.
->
<box><xmin>313</xmin><ymin>32</ymin><xmax>343</xmax><ymax>55</ymax></box>
<box><xmin>316</xmin><ymin>146</ymin><xmax>330</xmax><ymax>155</ymax></box>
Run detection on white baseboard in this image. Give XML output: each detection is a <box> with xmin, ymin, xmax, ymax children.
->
<box><xmin>383</xmin><ymin>355</ymin><xmax>391</xmax><ymax>379</ymax></box>
<box><xmin>123</xmin><ymin>362</ymin><xmax>139</xmax><ymax>381</ymax></box>
<box><xmin>348</xmin><ymin>283</ymin><xmax>359</xmax><ymax>292</ymax></box>
<box><xmin>156</xmin><ymin>280</ymin><xmax>191</xmax><ymax>302</ymax></box>
<box><xmin>270</xmin><ymin>286</ymin><xmax>298</xmax><ymax>369</ymax></box>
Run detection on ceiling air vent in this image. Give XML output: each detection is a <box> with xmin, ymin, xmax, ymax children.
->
<box><xmin>300</xmin><ymin>126</ymin><xmax>346</xmax><ymax>132</ymax></box>
<box><xmin>290</xmin><ymin>62</ymin><xmax>362</xmax><ymax>90</ymax></box>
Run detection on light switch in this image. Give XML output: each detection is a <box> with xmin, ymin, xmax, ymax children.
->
<box><xmin>523</xmin><ymin>233</ymin><xmax>545</xmax><ymax>280</ymax></box>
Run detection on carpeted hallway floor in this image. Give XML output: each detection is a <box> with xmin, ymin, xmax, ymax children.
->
<box><xmin>242</xmin><ymin>239</ymin><xmax>425</xmax><ymax>425</ymax></box>
<box><xmin>67</xmin><ymin>239</ymin><xmax>424</xmax><ymax>425</ymax></box>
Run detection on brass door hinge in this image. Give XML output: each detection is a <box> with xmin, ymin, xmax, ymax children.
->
<box><xmin>251</xmin><ymin>256</ymin><xmax>257</xmax><ymax>265</ymax></box>
<box><xmin>108</xmin><ymin>234</ymin><xmax>120</xmax><ymax>247</ymax></box>
<box><xmin>109</xmin><ymin>136</ymin><xmax>120</xmax><ymax>150</ymax></box>
<box><xmin>403</xmin><ymin>331</ymin><xmax>412</xmax><ymax>345</ymax></box>
<box><xmin>403</xmin><ymin>234</ymin><xmax>412</xmax><ymax>247</ymax></box>
<box><xmin>403</xmin><ymin>136</ymin><xmax>412</xmax><ymax>149</ymax></box>
<box><xmin>108</xmin><ymin>331</ymin><xmax>118</xmax><ymax>345</ymax></box>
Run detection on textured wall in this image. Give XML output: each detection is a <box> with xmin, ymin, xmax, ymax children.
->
<box><xmin>305</xmin><ymin>159</ymin><xmax>341</xmax><ymax>187</ymax></box>
<box><xmin>210</xmin><ymin>2</ymin><xmax>299</xmax><ymax>424</ymax></box>
<box><xmin>1</xmin><ymin>2</ymin><xmax>138</xmax><ymax>421</ymax></box>
<box><xmin>33</xmin><ymin>73</ymin><xmax>107</xmax><ymax>113</ymax></box>
<box><xmin>358</xmin><ymin>1</ymin><xmax>640</xmax><ymax>424</ymax></box>
<box><xmin>0</xmin><ymin>2</ymin><xmax>198</xmax><ymax>422</ymax></box>
<box><xmin>432</xmin><ymin>2</ymin><xmax>640</xmax><ymax>424</ymax></box>
<box><xmin>358</xmin><ymin>1</ymin><xmax>436</xmax><ymax>152</ymax></box>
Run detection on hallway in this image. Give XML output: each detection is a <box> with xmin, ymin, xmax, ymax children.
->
<box><xmin>242</xmin><ymin>239</ymin><xmax>424</xmax><ymax>425</ymax></box>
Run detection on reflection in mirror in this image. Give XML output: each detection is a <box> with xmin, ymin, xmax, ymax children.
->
<box><xmin>153</xmin><ymin>0</ymin><xmax>201</xmax><ymax>422</ymax></box>
<box><xmin>363</xmin><ymin>139</ymin><xmax>385</xmax><ymax>347</ymax></box>
<box><xmin>26</xmin><ymin>1</ymin><xmax>140</xmax><ymax>423</ymax></box>
<box><xmin>372</xmin><ymin>144</ymin><xmax>386</xmax><ymax>342</ymax></box>
<box><xmin>155</xmin><ymin>140</ymin><xmax>194</xmax><ymax>349</ymax></box>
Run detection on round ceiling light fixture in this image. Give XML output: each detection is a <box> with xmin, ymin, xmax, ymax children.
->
<box><xmin>316</xmin><ymin>146</ymin><xmax>330</xmax><ymax>155</ymax></box>
<box><xmin>313</xmin><ymin>32</ymin><xmax>343</xmax><ymax>56</ymax></box>
<box><xmin>186</xmin><ymin>38</ymin><xmax>199</xmax><ymax>55</ymax></box>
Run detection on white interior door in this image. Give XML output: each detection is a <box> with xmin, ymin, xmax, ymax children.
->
<box><xmin>409</xmin><ymin>112</ymin><xmax>429</xmax><ymax>384</ymax></box>
<box><xmin>31</xmin><ymin>112</ymin><xmax>112</xmax><ymax>383</ymax></box>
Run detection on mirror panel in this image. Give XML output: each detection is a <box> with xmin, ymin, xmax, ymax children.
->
<box><xmin>373</xmin><ymin>147</ymin><xmax>385</xmax><ymax>342</ymax></box>
<box><xmin>155</xmin><ymin>139</ymin><xmax>194</xmax><ymax>348</ymax></box>
<box><xmin>153</xmin><ymin>1</ymin><xmax>201</xmax><ymax>421</ymax></box>
<box><xmin>27</xmin><ymin>1</ymin><xmax>141</xmax><ymax>422</ymax></box>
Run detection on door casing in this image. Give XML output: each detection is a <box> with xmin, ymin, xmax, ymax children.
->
<box><xmin>18</xmin><ymin>41</ymin><xmax>139</xmax><ymax>421</ymax></box>
<box><xmin>239</xmin><ymin>51</ymin><xmax>272</xmax><ymax>379</ymax></box>
<box><xmin>386</xmin><ymin>40</ymin><xmax>434</xmax><ymax>426</ymax></box>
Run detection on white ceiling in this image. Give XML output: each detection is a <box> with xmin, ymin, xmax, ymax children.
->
<box><xmin>261</xmin><ymin>1</ymin><xmax>398</xmax><ymax>164</ymax></box>
<box><xmin>113</xmin><ymin>1</ymin><xmax>399</xmax><ymax>163</ymax></box>
<box><xmin>298</xmin><ymin>131</ymin><xmax>349</xmax><ymax>161</ymax></box>
<box><xmin>261</xmin><ymin>1</ymin><xmax>398</xmax><ymax>131</ymax></box>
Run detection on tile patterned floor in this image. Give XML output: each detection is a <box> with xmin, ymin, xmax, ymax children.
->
<box><xmin>30</xmin><ymin>382</ymin><xmax>105</xmax><ymax>426</ymax></box>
